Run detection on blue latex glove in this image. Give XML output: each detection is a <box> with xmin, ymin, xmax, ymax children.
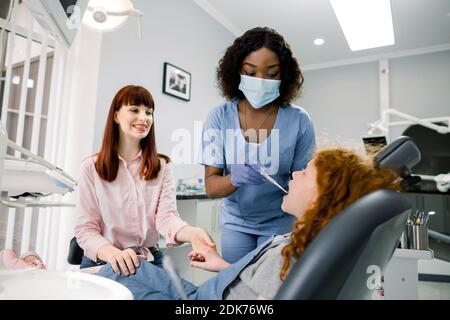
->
<box><xmin>230</xmin><ymin>163</ymin><xmax>265</xmax><ymax>187</ymax></box>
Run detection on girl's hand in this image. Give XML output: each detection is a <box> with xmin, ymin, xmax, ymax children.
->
<box><xmin>188</xmin><ymin>246</ymin><xmax>230</xmax><ymax>272</ymax></box>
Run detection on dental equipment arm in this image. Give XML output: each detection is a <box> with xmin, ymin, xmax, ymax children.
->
<box><xmin>419</xmin><ymin>173</ymin><xmax>450</xmax><ymax>193</ymax></box>
<box><xmin>368</xmin><ymin>108</ymin><xmax>450</xmax><ymax>135</ymax></box>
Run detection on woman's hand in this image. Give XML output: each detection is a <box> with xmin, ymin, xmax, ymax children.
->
<box><xmin>97</xmin><ymin>244</ymin><xmax>140</xmax><ymax>276</ymax></box>
<box><xmin>175</xmin><ymin>226</ymin><xmax>216</xmax><ymax>252</ymax></box>
<box><xmin>190</xmin><ymin>227</ymin><xmax>216</xmax><ymax>252</ymax></box>
<box><xmin>188</xmin><ymin>246</ymin><xmax>230</xmax><ymax>272</ymax></box>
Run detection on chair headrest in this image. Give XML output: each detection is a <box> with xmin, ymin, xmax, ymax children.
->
<box><xmin>374</xmin><ymin>136</ymin><xmax>421</xmax><ymax>184</ymax></box>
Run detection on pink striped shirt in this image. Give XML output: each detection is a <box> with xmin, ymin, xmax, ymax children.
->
<box><xmin>74</xmin><ymin>153</ymin><xmax>188</xmax><ymax>261</ymax></box>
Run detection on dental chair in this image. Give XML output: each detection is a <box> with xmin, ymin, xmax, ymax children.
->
<box><xmin>67</xmin><ymin>236</ymin><xmax>84</xmax><ymax>265</ymax></box>
<box><xmin>275</xmin><ymin>136</ymin><xmax>421</xmax><ymax>300</ymax></box>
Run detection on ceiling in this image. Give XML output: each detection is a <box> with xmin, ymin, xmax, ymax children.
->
<box><xmin>193</xmin><ymin>0</ymin><xmax>450</xmax><ymax>70</ymax></box>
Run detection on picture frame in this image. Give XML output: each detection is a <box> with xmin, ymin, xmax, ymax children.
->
<box><xmin>162</xmin><ymin>62</ymin><xmax>191</xmax><ymax>101</ymax></box>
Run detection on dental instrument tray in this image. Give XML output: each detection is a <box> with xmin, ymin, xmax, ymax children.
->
<box><xmin>1</xmin><ymin>158</ymin><xmax>75</xmax><ymax>197</ymax></box>
<box><xmin>0</xmin><ymin>121</ymin><xmax>77</xmax><ymax>207</ymax></box>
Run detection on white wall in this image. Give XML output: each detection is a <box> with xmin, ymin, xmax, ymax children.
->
<box><xmin>297</xmin><ymin>61</ymin><xmax>380</xmax><ymax>144</ymax></box>
<box><xmin>389</xmin><ymin>50</ymin><xmax>450</xmax><ymax>138</ymax></box>
<box><xmin>298</xmin><ymin>50</ymin><xmax>450</xmax><ymax>144</ymax></box>
<box><xmin>94</xmin><ymin>0</ymin><xmax>234</xmax><ymax>181</ymax></box>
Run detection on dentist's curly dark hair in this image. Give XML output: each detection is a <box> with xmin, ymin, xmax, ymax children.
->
<box><xmin>217</xmin><ymin>27</ymin><xmax>303</xmax><ymax>106</ymax></box>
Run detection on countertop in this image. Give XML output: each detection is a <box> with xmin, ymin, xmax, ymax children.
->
<box><xmin>176</xmin><ymin>191</ymin><xmax>208</xmax><ymax>200</ymax></box>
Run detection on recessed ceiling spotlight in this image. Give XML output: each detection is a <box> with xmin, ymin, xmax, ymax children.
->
<box><xmin>314</xmin><ymin>38</ymin><xmax>325</xmax><ymax>46</ymax></box>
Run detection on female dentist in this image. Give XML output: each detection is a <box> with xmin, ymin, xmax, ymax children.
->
<box><xmin>200</xmin><ymin>27</ymin><xmax>316</xmax><ymax>263</ymax></box>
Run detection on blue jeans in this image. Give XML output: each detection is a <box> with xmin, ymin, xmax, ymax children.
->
<box><xmin>96</xmin><ymin>235</ymin><xmax>287</xmax><ymax>300</ymax></box>
<box><xmin>221</xmin><ymin>228</ymin><xmax>270</xmax><ymax>263</ymax></box>
<box><xmin>80</xmin><ymin>250</ymin><xmax>164</xmax><ymax>269</ymax></box>
<box><xmin>98</xmin><ymin>259</ymin><xmax>199</xmax><ymax>300</ymax></box>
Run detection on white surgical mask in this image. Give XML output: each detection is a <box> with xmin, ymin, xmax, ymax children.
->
<box><xmin>238</xmin><ymin>74</ymin><xmax>281</xmax><ymax>109</ymax></box>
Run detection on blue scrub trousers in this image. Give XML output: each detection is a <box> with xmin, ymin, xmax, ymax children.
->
<box><xmin>221</xmin><ymin>228</ymin><xmax>270</xmax><ymax>263</ymax></box>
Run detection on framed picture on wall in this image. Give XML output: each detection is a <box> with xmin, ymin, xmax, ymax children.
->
<box><xmin>163</xmin><ymin>62</ymin><xmax>191</xmax><ymax>101</ymax></box>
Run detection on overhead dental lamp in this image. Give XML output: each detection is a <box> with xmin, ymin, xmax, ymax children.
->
<box><xmin>82</xmin><ymin>0</ymin><xmax>143</xmax><ymax>38</ymax></box>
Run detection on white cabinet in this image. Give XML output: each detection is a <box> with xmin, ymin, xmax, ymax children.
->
<box><xmin>162</xmin><ymin>198</ymin><xmax>222</xmax><ymax>286</ymax></box>
<box><xmin>384</xmin><ymin>248</ymin><xmax>434</xmax><ymax>299</ymax></box>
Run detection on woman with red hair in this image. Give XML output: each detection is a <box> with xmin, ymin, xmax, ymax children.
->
<box><xmin>74</xmin><ymin>85</ymin><xmax>214</xmax><ymax>276</ymax></box>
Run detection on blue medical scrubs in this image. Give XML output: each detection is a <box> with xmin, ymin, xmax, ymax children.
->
<box><xmin>200</xmin><ymin>99</ymin><xmax>316</xmax><ymax>263</ymax></box>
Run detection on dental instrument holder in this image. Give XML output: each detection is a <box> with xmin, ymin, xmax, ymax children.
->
<box><xmin>406</xmin><ymin>224</ymin><xmax>429</xmax><ymax>250</ymax></box>
<box><xmin>374</xmin><ymin>135</ymin><xmax>428</xmax><ymax>251</ymax></box>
